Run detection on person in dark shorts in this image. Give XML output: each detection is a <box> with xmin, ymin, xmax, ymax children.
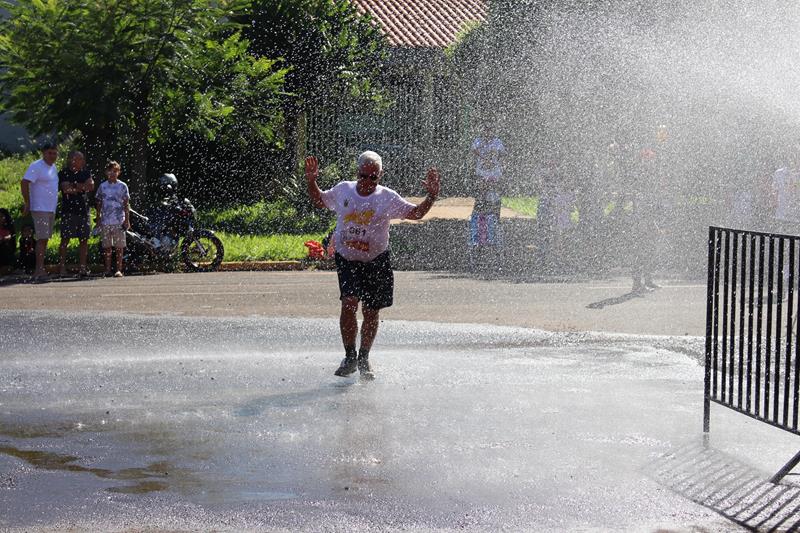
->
<box><xmin>58</xmin><ymin>151</ymin><xmax>94</xmax><ymax>276</ymax></box>
<box><xmin>306</xmin><ymin>151</ymin><xmax>441</xmax><ymax>379</ymax></box>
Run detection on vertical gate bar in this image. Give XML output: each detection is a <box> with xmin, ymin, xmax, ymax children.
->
<box><xmin>795</xmin><ymin>238</ymin><xmax>800</xmax><ymax>428</ymax></box>
<box><xmin>722</xmin><ymin>231</ymin><xmax>731</xmax><ymax>403</ymax></box>
<box><xmin>714</xmin><ymin>229</ymin><xmax>723</xmax><ymax>399</ymax></box>
<box><xmin>786</xmin><ymin>239</ymin><xmax>795</xmax><ymax>428</ymax></box>
<box><xmin>704</xmin><ymin>227</ymin><xmax>716</xmax><ymax>433</ymax></box>
<box><xmin>775</xmin><ymin>237</ymin><xmax>785</xmax><ymax>424</ymax></box>
<box><xmin>730</xmin><ymin>232</ymin><xmax>738</xmax><ymax>403</ymax></box>
<box><xmin>747</xmin><ymin>233</ymin><xmax>756</xmax><ymax>412</ymax></box>
<box><xmin>766</xmin><ymin>235</ymin><xmax>775</xmax><ymax>420</ymax></box>
<box><xmin>739</xmin><ymin>233</ymin><xmax>747</xmax><ymax>409</ymax></box>
<box><xmin>756</xmin><ymin>234</ymin><xmax>765</xmax><ymax>416</ymax></box>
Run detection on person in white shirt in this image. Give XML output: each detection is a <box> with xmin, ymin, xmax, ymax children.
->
<box><xmin>469</xmin><ymin>124</ymin><xmax>506</xmax><ymax>270</ymax></box>
<box><xmin>771</xmin><ymin>163</ymin><xmax>800</xmax><ymax>234</ymax></box>
<box><xmin>471</xmin><ymin>124</ymin><xmax>505</xmax><ymax>184</ymax></box>
<box><xmin>770</xmin><ymin>160</ymin><xmax>800</xmax><ymax>297</ymax></box>
<box><xmin>20</xmin><ymin>143</ymin><xmax>59</xmax><ymax>280</ymax></box>
<box><xmin>306</xmin><ymin>151</ymin><xmax>440</xmax><ymax>379</ymax></box>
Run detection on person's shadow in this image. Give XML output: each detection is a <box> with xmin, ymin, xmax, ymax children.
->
<box><xmin>585</xmin><ymin>290</ymin><xmax>644</xmax><ymax>309</ymax></box>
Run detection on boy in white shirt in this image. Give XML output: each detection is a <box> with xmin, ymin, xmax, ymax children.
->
<box><xmin>95</xmin><ymin>161</ymin><xmax>130</xmax><ymax>277</ymax></box>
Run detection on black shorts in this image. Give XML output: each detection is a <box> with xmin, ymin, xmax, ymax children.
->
<box><xmin>60</xmin><ymin>211</ymin><xmax>91</xmax><ymax>239</ymax></box>
<box><xmin>335</xmin><ymin>251</ymin><xmax>394</xmax><ymax>310</ymax></box>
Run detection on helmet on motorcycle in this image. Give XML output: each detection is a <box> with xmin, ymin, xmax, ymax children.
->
<box><xmin>158</xmin><ymin>173</ymin><xmax>178</xmax><ymax>193</ymax></box>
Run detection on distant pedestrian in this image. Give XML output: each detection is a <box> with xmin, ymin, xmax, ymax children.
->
<box><xmin>58</xmin><ymin>151</ymin><xmax>94</xmax><ymax>277</ymax></box>
<box><xmin>469</xmin><ymin>123</ymin><xmax>506</xmax><ymax>267</ymax></box>
<box><xmin>770</xmin><ymin>156</ymin><xmax>800</xmax><ymax>296</ymax></box>
<box><xmin>629</xmin><ymin>147</ymin><xmax>662</xmax><ymax>294</ymax></box>
<box><xmin>305</xmin><ymin>151</ymin><xmax>440</xmax><ymax>379</ymax></box>
<box><xmin>95</xmin><ymin>161</ymin><xmax>130</xmax><ymax>277</ymax></box>
<box><xmin>20</xmin><ymin>142</ymin><xmax>59</xmax><ymax>281</ymax></box>
<box><xmin>770</xmin><ymin>159</ymin><xmax>800</xmax><ymax>235</ymax></box>
<box><xmin>537</xmin><ymin>157</ymin><xmax>577</xmax><ymax>270</ymax></box>
<box><xmin>0</xmin><ymin>208</ymin><xmax>15</xmax><ymax>275</ymax></box>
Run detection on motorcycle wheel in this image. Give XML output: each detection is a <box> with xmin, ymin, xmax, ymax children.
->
<box><xmin>181</xmin><ymin>230</ymin><xmax>224</xmax><ymax>272</ymax></box>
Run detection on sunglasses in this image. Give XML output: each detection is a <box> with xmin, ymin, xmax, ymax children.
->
<box><xmin>358</xmin><ymin>172</ymin><xmax>380</xmax><ymax>182</ymax></box>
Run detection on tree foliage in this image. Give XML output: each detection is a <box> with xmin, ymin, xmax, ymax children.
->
<box><xmin>240</xmin><ymin>0</ymin><xmax>387</xmax><ymax>110</ymax></box>
<box><xmin>0</xmin><ymin>0</ymin><xmax>288</xmax><ymax>197</ymax></box>
<box><xmin>0</xmin><ymin>0</ymin><xmax>389</xmax><ymax>209</ymax></box>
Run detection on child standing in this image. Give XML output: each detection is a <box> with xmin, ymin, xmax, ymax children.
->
<box><xmin>95</xmin><ymin>161</ymin><xmax>130</xmax><ymax>277</ymax></box>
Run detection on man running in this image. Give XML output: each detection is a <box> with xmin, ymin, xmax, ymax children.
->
<box><xmin>306</xmin><ymin>151</ymin><xmax>440</xmax><ymax>379</ymax></box>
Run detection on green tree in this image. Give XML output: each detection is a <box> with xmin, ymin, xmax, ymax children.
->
<box><xmin>238</xmin><ymin>0</ymin><xmax>388</xmax><ymax>174</ymax></box>
<box><xmin>0</xmin><ymin>0</ymin><xmax>287</xmax><ymax>198</ymax></box>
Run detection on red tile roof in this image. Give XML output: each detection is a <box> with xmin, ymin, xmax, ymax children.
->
<box><xmin>353</xmin><ymin>0</ymin><xmax>487</xmax><ymax>49</ymax></box>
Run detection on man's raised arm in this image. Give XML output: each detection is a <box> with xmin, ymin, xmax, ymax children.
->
<box><xmin>405</xmin><ymin>167</ymin><xmax>441</xmax><ymax>221</ymax></box>
<box><xmin>305</xmin><ymin>156</ymin><xmax>325</xmax><ymax>209</ymax></box>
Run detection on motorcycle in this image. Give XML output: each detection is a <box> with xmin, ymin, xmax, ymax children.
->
<box><xmin>124</xmin><ymin>174</ymin><xmax>224</xmax><ymax>273</ymax></box>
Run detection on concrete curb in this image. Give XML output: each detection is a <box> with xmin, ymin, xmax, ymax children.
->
<box><xmin>28</xmin><ymin>260</ymin><xmax>326</xmax><ymax>275</ymax></box>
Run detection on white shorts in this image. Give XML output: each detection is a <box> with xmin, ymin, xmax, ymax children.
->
<box><xmin>101</xmin><ymin>225</ymin><xmax>126</xmax><ymax>249</ymax></box>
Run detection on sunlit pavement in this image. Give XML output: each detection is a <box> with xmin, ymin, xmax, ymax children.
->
<box><xmin>1</xmin><ymin>308</ymin><xmax>799</xmax><ymax>531</ymax></box>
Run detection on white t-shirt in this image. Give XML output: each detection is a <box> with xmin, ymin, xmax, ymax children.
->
<box><xmin>472</xmin><ymin>137</ymin><xmax>505</xmax><ymax>181</ymax></box>
<box><xmin>22</xmin><ymin>159</ymin><xmax>59</xmax><ymax>213</ymax></box>
<box><xmin>321</xmin><ymin>181</ymin><xmax>415</xmax><ymax>262</ymax></box>
<box><xmin>96</xmin><ymin>180</ymin><xmax>130</xmax><ymax>226</ymax></box>
<box><xmin>772</xmin><ymin>167</ymin><xmax>800</xmax><ymax>223</ymax></box>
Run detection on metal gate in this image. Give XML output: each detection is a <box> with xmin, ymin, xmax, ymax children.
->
<box><xmin>704</xmin><ymin>226</ymin><xmax>800</xmax><ymax>482</ymax></box>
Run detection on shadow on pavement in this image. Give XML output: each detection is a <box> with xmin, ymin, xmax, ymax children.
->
<box><xmin>649</xmin><ymin>440</ymin><xmax>800</xmax><ymax>531</ymax></box>
<box><xmin>586</xmin><ymin>290</ymin><xmax>645</xmax><ymax>309</ymax></box>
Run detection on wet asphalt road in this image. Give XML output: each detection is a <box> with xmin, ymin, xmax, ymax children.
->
<box><xmin>2</xmin><ymin>310</ymin><xmax>798</xmax><ymax>531</ymax></box>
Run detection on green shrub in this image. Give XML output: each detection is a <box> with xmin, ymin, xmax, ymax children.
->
<box><xmin>0</xmin><ymin>154</ymin><xmax>36</xmax><ymax>223</ymax></box>
<box><xmin>502</xmin><ymin>196</ymin><xmax>539</xmax><ymax>219</ymax></box>
<box><xmin>219</xmin><ymin>232</ymin><xmax>327</xmax><ymax>261</ymax></box>
<box><xmin>198</xmin><ymin>199</ymin><xmax>334</xmax><ymax>235</ymax></box>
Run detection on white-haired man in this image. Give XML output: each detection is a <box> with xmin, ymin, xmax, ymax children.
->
<box><xmin>306</xmin><ymin>151</ymin><xmax>440</xmax><ymax>379</ymax></box>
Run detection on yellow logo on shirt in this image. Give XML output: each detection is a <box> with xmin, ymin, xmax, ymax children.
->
<box><xmin>344</xmin><ymin>209</ymin><xmax>375</xmax><ymax>225</ymax></box>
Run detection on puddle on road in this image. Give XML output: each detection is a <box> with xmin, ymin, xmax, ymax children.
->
<box><xmin>0</xmin><ymin>445</ymin><xmax>175</xmax><ymax>494</ymax></box>
<box><xmin>0</xmin><ymin>421</ymin><xmax>83</xmax><ymax>439</ymax></box>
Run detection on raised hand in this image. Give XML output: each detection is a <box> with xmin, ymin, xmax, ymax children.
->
<box><xmin>423</xmin><ymin>167</ymin><xmax>441</xmax><ymax>199</ymax></box>
<box><xmin>305</xmin><ymin>156</ymin><xmax>319</xmax><ymax>183</ymax></box>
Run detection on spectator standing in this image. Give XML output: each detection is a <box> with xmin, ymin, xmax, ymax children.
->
<box><xmin>20</xmin><ymin>143</ymin><xmax>59</xmax><ymax>280</ymax></box>
<box><xmin>95</xmin><ymin>161</ymin><xmax>130</xmax><ymax>277</ymax></box>
<box><xmin>58</xmin><ymin>151</ymin><xmax>94</xmax><ymax>277</ymax></box>
<box><xmin>305</xmin><ymin>151</ymin><xmax>440</xmax><ymax>379</ymax></box>
<box><xmin>770</xmin><ymin>158</ymin><xmax>800</xmax><ymax>235</ymax></box>
<box><xmin>538</xmin><ymin>161</ymin><xmax>578</xmax><ymax>270</ymax></box>
<box><xmin>770</xmin><ymin>156</ymin><xmax>800</xmax><ymax>296</ymax></box>
<box><xmin>469</xmin><ymin>123</ymin><xmax>506</xmax><ymax>267</ymax></box>
<box><xmin>0</xmin><ymin>208</ymin><xmax>15</xmax><ymax>275</ymax></box>
<box><xmin>629</xmin><ymin>147</ymin><xmax>662</xmax><ymax>294</ymax></box>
